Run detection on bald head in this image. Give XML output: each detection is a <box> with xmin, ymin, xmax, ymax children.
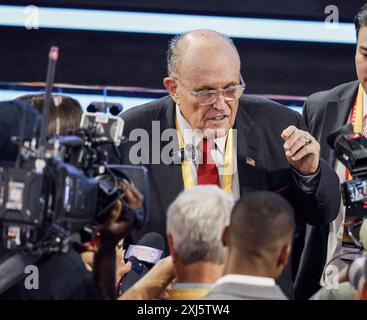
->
<box><xmin>167</xmin><ymin>29</ymin><xmax>240</xmax><ymax>77</ymax></box>
<box><xmin>163</xmin><ymin>29</ymin><xmax>243</xmax><ymax>138</ymax></box>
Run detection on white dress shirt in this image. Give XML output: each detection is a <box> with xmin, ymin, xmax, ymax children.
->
<box><xmin>212</xmin><ymin>274</ymin><xmax>276</xmax><ymax>288</ymax></box>
<box><xmin>176</xmin><ymin>104</ymin><xmax>240</xmax><ymax>200</ymax></box>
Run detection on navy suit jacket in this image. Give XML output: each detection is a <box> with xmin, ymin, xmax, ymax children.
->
<box><xmin>295</xmin><ymin>81</ymin><xmax>358</xmax><ymax>299</ymax></box>
<box><xmin>119</xmin><ymin>94</ymin><xmax>341</xmax><ymax>298</ymax></box>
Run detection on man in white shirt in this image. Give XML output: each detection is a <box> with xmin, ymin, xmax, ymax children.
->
<box><xmin>166</xmin><ymin>185</ymin><xmax>234</xmax><ymax>300</ymax></box>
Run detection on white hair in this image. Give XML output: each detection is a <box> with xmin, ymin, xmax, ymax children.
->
<box><xmin>167</xmin><ymin>185</ymin><xmax>234</xmax><ymax>265</ymax></box>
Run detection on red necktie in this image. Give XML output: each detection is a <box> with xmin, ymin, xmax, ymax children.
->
<box><xmin>197</xmin><ymin>138</ymin><xmax>220</xmax><ymax>186</ymax></box>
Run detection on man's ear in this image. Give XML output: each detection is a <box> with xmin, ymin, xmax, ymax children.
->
<box><xmin>167</xmin><ymin>233</ymin><xmax>178</xmax><ymax>264</ymax></box>
<box><xmin>163</xmin><ymin>77</ymin><xmax>179</xmax><ymax>104</ymax></box>
<box><xmin>276</xmin><ymin>243</ymin><xmax>291</xmax><ymax>273</ymax></box>
<box><xmin>221</xmin><ymin>226</ymin><xmax>229</xmax><ymax>247</ymax></box>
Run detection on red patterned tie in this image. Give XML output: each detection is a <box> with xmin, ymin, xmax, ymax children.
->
<box><xmin>197</xmin><ymin>138</ymin><xmax>220</xmax><ymax>186</ymax></box>
<box><xmin>363</xmin><ymin>114</ymin><xmax>367</xmax><ymax>137</ymax></box>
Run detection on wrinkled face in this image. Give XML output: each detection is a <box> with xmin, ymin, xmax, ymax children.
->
<box><xmin>356</xmin><ymin>26</ymin><xmax>367</xmax><ymax>92</ymax></box>
<box><xmin>166</xmin><ymin>39</ymin><xmax>242</xmax><ymax>138</ymax></box>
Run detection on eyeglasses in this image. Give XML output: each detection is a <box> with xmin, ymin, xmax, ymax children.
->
<box><xmin>176</xmin><ymin>75</ymin><xmax>246</xmax><ymax>106</ymax></box>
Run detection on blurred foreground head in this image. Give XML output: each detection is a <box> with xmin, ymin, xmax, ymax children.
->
<box><xmin>223</xmin><ymin>191</ymin><xmax>295</xmax><ymax>279</ymax></box>
<box><xmin>167</xmin><ymin>185</ymin><xmax>234</xmax><ymax>266</ymax></box>
<box><xmin>0</xmin><ymin>100</ymin><xmax>41</xmax><ymax>164</ymax></box>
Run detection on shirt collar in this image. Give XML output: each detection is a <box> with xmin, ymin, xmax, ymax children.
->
<box><xmin>364</xmin><ymin>89</ymin><xmax>367</xmax><ymax>117</ymax></box>
<box><xmin>213</xmin><ymin>274</ymin><xmax>276</xmax><ymax>288</ymax></box>
<box><xmin>172</xmin><ymin>283</ymin><xmax>213</xmax><ymax>289</ymax></box>
<box><xmin>176</xmin><ymin>104</ymin><xmax>227</xmax><ymax>153</ymax></box>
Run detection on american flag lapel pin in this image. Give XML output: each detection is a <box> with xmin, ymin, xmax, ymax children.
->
<box><xmin>246</xmin><ymin>157</ymin><xmax>256</xmax><ymax>167</ymax></box>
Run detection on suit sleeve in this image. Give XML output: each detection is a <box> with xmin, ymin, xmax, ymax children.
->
<box><xmin>292</xmin><ymin>112</ymin><xmax>341</xmax><ymax>225</ymax></box>
<box><xmin>302</xmin><ymin>99</ymin><xmax>310</xmax><ymax>128</ymax></box>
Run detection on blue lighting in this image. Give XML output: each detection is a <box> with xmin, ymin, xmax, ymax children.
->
<box><xmin>0</xmin><ymin>89</ymin><xmax>155</xmax><ymax>112</ymax></box>
<box><xmin>0</xmin><ymin>5</ymin><xmax>355</xmax><ymax>44</ymax></box>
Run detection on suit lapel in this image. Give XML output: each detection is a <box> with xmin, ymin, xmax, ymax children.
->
<box><xmin>149</xmin><ymin>98</ymin><xmax>184</xmax><ymax>212</ymax></box>
<box><xmin>234</xmin><ymin>99</ymin><xmax>268</xmax><ymax>194</ymax></box>
<box><xmin>321</xmin><ymin>82</ymin><xmax>358</xmax><ymax>167</ymax></box>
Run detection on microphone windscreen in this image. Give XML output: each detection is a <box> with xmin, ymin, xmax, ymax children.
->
<box><xmin>136</xmin><ymin>232</ymin><xmax>165</xmax><ymax>251</ymax></box>
<box><xmin>359</xmin><ymin>218</ymin><xmax>367</xmax><ymax>250</ymax></box>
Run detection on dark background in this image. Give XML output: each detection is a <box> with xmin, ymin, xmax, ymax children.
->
<box><xmin>0</xmin><ymin>1</ymin><xmax>366</xmax><ymax>96</ymax></box>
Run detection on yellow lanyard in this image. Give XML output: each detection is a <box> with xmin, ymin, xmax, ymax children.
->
<box><xmin>175</xmin><ymin>117</ymin><xmax>234</xmax><ymax>193</ymax></box>
<box><xmin>346</xmin><ymin>84</ymin><xmax>364</xmax><ymax>180</ymax></box>
<box><xmin>352</xmin><ymin>83</ymin><xmax>364</xmax><ymax>132</ymax></box>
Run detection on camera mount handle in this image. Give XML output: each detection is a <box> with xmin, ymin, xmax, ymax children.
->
<box><xmin>38</xmin><ymin>46</ymin><xmax>59</xmax><ymax>158</ymax></box>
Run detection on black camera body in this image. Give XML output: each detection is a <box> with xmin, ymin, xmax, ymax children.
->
<box><xmin>0</xmin><ymin>156</ymin><xmax>99</xmax><ymax>251</ymax></box>
<box><xmin>0</xmin><ymin>48</ymin><xmax>148</xmax><ymax>255</ymax></box>
<box><xmin>0</xmin><ymin>121</ymin><xmax>148</xmax><ymax>253</ymax></box>
<box><xmin>341</xmin><ymin>178</ymin><xmax>367</xmax><ymax>218</ymax></box>
<box><xmin>328</xmin><ymin>124</ymin><xmax>367</xmax><ymax>218</ymax></box>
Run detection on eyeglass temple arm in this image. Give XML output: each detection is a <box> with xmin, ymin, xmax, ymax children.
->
<box><xmin>240</xmin><ymin>74</ymin><xmax>246</xmax><ymax>87</ymax></box>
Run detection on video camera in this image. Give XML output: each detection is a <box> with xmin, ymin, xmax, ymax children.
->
<box><xmin>328</xmin><ymin>123</ymin><xmax>367</xmax><ymax>218</ymax></box>
<box><xmin>0</xmin><ymin>47</ymin><xmax>149</xmax><ymax>254</ymax></box>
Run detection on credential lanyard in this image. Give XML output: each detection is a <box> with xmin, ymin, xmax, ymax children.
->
<box><xmin>175</xmin><ymin>117</ymin><xmax>234</xmax><ymax>193</ymax></box>
<box><xmin>345</xmin><ymin>83</ymin><xmax>364</xmax><ymax>180</ymax></box>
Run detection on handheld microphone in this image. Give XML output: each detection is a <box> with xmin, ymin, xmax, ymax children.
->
<box><xmin>38</xmin><ymin>46</ymin><xmax>58</xmax><ymax>158</ymax></box>
<box><xmin>117</xmin><ymin>232</ymin><xmax>165</xmax><ymax>295</ymax></box>
<box><xmin>177</xmin><ymin>144</ymin><xmax>197</xmax><ymax>163</ymax></box>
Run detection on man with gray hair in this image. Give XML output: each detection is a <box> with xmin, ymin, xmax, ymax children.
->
<box><xmin>166</xmin><ymin>185</ymin><xmax>234</xmax><ymax>299</ymax></box>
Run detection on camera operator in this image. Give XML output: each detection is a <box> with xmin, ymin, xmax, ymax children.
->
<box><xmin>0</xmin><ymin>182</ymin><xmax>140</xmax><ymax>300</ymax></box>
<box><xmin>0</xmin><ymin>99</ymin><xmax>144</xmax><ymax>300</ymax></box>
<box><xmin>0</xmin><ymin>100</ymin><xmax>97</xmax><ymax>299</ymax></box>
<box><xmin>0</xmin><ymin>178</ymin><xmax>142</xmax><ymax>300</ymax></box>
<box><xmin>15</xmin><ymin>93</ymin><xmax>137</xmax><ymax>292</ymax></box>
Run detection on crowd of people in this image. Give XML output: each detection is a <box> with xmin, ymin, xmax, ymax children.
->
<box><xmin>1</xmin><ymin>3</ymin><xmax>367</xmax><ymax>302</ymax></box>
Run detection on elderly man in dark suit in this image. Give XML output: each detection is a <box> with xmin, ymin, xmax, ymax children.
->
<box><xmin>295</xmin><ymin>3</ymin><xmax>367</xmax><ymax>300</ymax></box>
<box><xmin>119</xmin><ymin>29</ymin><xmax>340</xmax><ymax>298</ymax></box>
